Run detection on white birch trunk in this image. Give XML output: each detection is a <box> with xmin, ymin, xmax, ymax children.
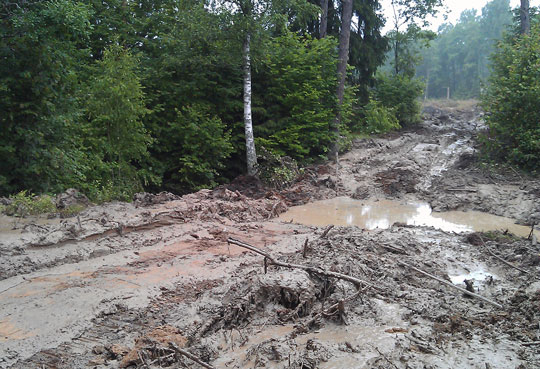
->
<box><xmin>243</xmin><ymin>32</ymin><xmax>257</xmax><ymax>176</ymax></box>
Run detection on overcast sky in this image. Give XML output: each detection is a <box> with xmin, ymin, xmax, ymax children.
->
<box><xmin>380</xmin><ymin>0</ymin><xmax>535</xmax><ymax>34</ymax></box>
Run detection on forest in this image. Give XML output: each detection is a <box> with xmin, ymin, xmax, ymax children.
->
<box><xmin>0</xmin><ymin>0</ymin><xmax>538</xmax><ymax>202</ymax></box>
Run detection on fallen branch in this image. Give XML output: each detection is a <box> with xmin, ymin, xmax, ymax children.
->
<box><xmin>446</xmin><ymin>188</ymin><xmax>477</xmax><ymax>192</ymax></box>
<box><xmin>227</xmin><ymin>237</ymin><xmax>379</xmax><ymax>291</ymax></box>
<box><xmin>405</xmin><ymin>335</ymin><xmax>439</xmax><ymax>354</ymax></box>
<box><xmin>528</xmin><ymin>222</ymin><xmax>536</xmax><ymax>240</ymax></box>
<box><xmin>522</xmin><ymin>341</ymin><xmax>540</xmax><ymax>346</ymax></box>
<box><xmin>398</xmin><ymin>261</ymin><xmax>502</xmax><ymax>308</ymax></box>
<box><xmin>380</xmin><ymin>243</ymin><xmax>407</xmax><ymax>254</ymax></box>
<box><xmin>168</xmin><ymin>343</ymin><xmax>216</xmax><ymax>369</ymax></box>
<box><xmin>370</xmin><ymin>344</ymin><xmax>399</xmax><ymax>369</ymax></box>
<box><xmin>479</xmin><ymin>235</ymin><xmax>533</xmax><ymax>276</ymax></box>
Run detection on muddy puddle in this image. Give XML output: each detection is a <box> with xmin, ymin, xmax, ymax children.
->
<box><xmin>278</xmin><ymin>197</ymin><xmax>536</xmax><ymax>238</ymax></box>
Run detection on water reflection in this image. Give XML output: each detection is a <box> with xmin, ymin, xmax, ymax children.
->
<box><xmin>278</xmin><ymin>197</ymin><xmax>535</xmax><ymax>238</ymax></box>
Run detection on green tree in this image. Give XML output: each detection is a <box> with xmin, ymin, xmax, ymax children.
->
<box><xmin>138</xmin><ymin>0</ymin><xmax>240</xmax><ymax>193</ymax></box>
<box><xmin>481</xmin><ymin>25</ymin><xmax>540</xmax><ymax>172</ymax></box>
<box><xmin>255</xmin><ymin>32</ymin><xmax>340</xmax><ymax>160</ymax></box>
<box><xmin>388</xmin><ymin>0</ymin><xmax>442</xmax><ymax>76</ymax></box>
<box><xmin>0</xmin><ymin>0</ymin><xmax>93</xmax><ymax>195</ymax></box>
<box><xmin>84</xmin><ymin>44</ymin><xmax>153</xmax><ymax>199</ymax></box>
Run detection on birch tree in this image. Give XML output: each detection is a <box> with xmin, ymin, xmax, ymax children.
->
<box><xmin>219</xmin><ymin>0</ymin><xmax>318</xmax><ymax>175</ymax></box>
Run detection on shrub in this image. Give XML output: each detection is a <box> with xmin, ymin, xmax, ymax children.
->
<box><xmin>480</xmin><ymin>26</ymin><xmax>540</xmax><ymax>173</ymax></box>
<box><xmin>373</xmin><ymin>72</ymin><xmax>424</xmax><ymax>127</ymax></box>
<box><xmin>3</xmin><ymin>191</ymin><xmax>56</xmax><ymax>217</ymax></box>
<box><xmin>354</xmin><ymin>99</ymin><xmax>400</xmax><ymax>134</ymax></box>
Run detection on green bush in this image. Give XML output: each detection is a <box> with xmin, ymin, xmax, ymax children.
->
<box><xmin>255</xmin><ymin>146</ymin><xmax>301</xmax><ymax>189</ymax></box>
<box><xmin>372</xmin><ymin>72</ymin><xmax>424</xmax><ymax>127</ymax></box>
<box><xmin>3</xmin><ymin>191</ymin><xmax>56</xmax><ymax>217</ymax></box>
<box><xmin>481</xmin><ymin>26</ymin><xmax>540</xmax><ymax>173</ymax></box>
<box><xmin>354</xmin><ymin>99</ymin><xmax>400</xmax><ymax>134</ymax></box>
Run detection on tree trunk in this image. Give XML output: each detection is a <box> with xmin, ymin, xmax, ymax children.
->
<box><xmin>320</xmin><ymin>0</ymin><xmax>328</xmax><ymax>38</ymax></box>
<box><xmin>520</xmin><ymin>0</ymin><xmax>530</xmax><ymax>35</ymax></box>
<box><xmin>329</xmin><ymin>0</ymin><xmax>353</xmax><ymax>161</ymax></box>
<box><xmin>243</xmin><ymin>32</ymin><xmax>257</xmax><ymax>176</ymax></box>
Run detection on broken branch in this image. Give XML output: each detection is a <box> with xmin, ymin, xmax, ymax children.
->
<box><xmin>168</xmin><ymin>342</ymin><xmax>216</xmax><ymax>369</ymax></box>
<box><xmin>227</xmin><ymin>237</ymin><xmax>379</xmax><ymax>291</ymax></box>
<box><xmin>479</xmin><ymin>235</ymin><xmax>532</xmax><ymax>275</ymax></box>
<box><xmin>320</xmin><ymin>225</ymin><xmax>334</xmax><ymax>239</ymax></box>
<box><xmin>398</xmin><ymin>261</ymin><xmax>502</xmax><ymax>308</ymax></box>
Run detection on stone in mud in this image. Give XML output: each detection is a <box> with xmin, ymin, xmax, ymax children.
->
<box><xmin>55</xmin><ymin>188</ymin><xmax>89</xmax><ymax>209</ymax></box>
<box><xmin>245</xmin><ymin>339</ymin><xmax>290</xmax><ymax>365</ymax></box>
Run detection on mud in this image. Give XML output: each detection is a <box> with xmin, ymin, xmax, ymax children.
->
<box><xmin>1</xmin><ymin>101</ymin><xmax>539</xmax><ymax>369</ymax></box>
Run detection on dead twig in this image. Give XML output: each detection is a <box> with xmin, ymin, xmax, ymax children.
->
<box><xmin>302</xmin><ymin>238</ymin><xmax>309</xmax><ymax>258</ymax></box>
<box><xmin>522</xmin><ymin>341</ymin><xmax>540</xmax><ymax>346</ymax></box>
<box><xmin>406</xmin><ymin>335</ymin><xmax>439</xmax><ymax>354</ymax></box>
<box><xmin>227</xmin><ymin>237</ymin><xmax>379</xmax><ymax>291</ymax></box>
<box><xmin>398</xmin><ymin>261</ymin><xmax>502</xmax><ymax>308</ymax></box>
<box><xmin>446</xmin><ymin>187</ymin><xmax>477</xmax><ymax>192</ymax></box>
<box><xmin>380</xmin><ymin>243</ymin><xmax>407</xmax><ymax>254</ymax></box>
<box><xmin>320</xmin><ymin>225</ymin><xmax>334</xmax><ymax>239</ymax></box>
<box><xmin>486</xmin><ymin>246</ymin><xmax>530</xmax><ymax>274</ymax></box>
<box><xmin>168</xmin><ymin>342</ymin><xmax>216</xmax><ymax>369</ymax></box>
<box><xmin>370</xmin><ymin>344</ymin><xmax>399</xmax><ymax>369</ymax></box>
<box><xmin>479</xmin><ymin>235</ymin><xmax>536</xmax><ymax>278</ymax></box>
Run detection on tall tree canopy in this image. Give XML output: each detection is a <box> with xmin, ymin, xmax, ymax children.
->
<box><xmin>417</xmin><ymin>0</ymin><xmax>513</xmax><ymax>99</ymax></box>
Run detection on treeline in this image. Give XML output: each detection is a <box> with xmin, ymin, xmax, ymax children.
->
<box><xmin>417</xmin><ymin>0</ymin><xmax>512</xmax><ymax>99</ymax></box>
<box><xmin>1</xmin><ymin>0</ymin><xmax>402</xmax><ymax>200</ymax></box>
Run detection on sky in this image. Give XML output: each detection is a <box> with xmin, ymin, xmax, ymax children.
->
<box><xmin>380</xmin><ymin>0</ymin><xmax>534</xmax><ymax>34</ymax></box>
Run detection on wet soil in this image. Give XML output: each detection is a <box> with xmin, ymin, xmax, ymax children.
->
<box><xmin>1</xmin><ymin>101</ymin><xmax>539</xmax><ymax>369</ymax></box>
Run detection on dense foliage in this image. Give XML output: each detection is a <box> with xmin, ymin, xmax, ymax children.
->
<box><xmin>481</xmin><ymin>25</ymin><xmax>540</xmax><ymax>172</ymax></box>
<box><xmin>0</xmin><ymin>0</ymin><xmax>395</xmax><ymax>199</ymax></box>
<box><xmin>255</xmin><ymin>33</ymin><xmax>341</xmax><ymax>160</ymax></box>
<box><xmin>6</xmin><ymin>0</ymin><xmax>534</xmax><ymax>200</ymax></box>
<box><xmin>372</xmin><ymin>72</ymin><xmax>424</xmax><ymax>127</ymax></box>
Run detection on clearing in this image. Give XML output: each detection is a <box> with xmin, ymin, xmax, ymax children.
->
<box><xmin>1</xmin><ymin>101</ymin><xmax>539</xmax><ymax>369</ymax></box>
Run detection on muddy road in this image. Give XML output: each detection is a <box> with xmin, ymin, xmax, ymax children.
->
<box><xmin>1</xmin><ymin>101</ymin><xmax>539</xmax><ymax>369</ymax></box>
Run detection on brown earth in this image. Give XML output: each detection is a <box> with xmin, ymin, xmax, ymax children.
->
<box><xmin>0</xmin><ymin>101</ymin><xmax>539</xmax><ymax>369</ymax></box>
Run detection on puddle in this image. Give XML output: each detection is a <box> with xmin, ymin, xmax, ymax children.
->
<box><xmin>278</xmin><ymin>197</ymin><xmax>536</xmax><ymax>238</ymax></box>
<box><xmin>449</xmin><ymin>269</ymin><xmax>496</xmax><ymax>285</ymax></box>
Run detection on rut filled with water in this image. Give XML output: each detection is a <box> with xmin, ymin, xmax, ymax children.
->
<box><xmin>278</xmin><ymin>197</ymin><xmax>537</xmax><ymax>238</ymax></box>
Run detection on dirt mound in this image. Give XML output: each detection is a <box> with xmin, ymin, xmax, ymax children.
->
<box><xmin>55</xmin><ymin>188</ymin><xmax>90</xmax><ymax>209</ymax></box>
<box><xmin>133</xmin><ymin>191</ymin><xmax>180</xmax><ymax>206</ymax></box>
<box><xmin>376</xmin><ymin>167</ymin><xmax>418</xmax><ymax>195</ymax></box>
